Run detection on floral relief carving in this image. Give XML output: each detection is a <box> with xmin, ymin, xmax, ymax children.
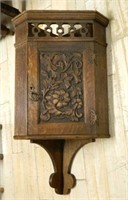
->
<box><xmin>39</xmin><ymin>52</ymin><xmax>84</xmax><ymax>122</ymax></box>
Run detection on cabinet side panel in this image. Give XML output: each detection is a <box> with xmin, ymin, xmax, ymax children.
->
<box><xmin>15</xmin><ymin>44</ymin><xmax>27</xmax><ymax>136</ymax></box>
<box><xmin>95</xmin><ymin>43</ymin><xmax>109</xmax><ymax>137</ymax></box>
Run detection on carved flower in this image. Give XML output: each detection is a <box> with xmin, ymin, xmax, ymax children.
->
<box><xmin>46</xmin><ymin>90</ymin><xmax>70</xmax><ymax>108</ymax></box>
<box><xmin>51</xmin><ymin>54</ymin><xmax>67</xmax><ymax>70</ymax></box>
<box><xmin>72</xmin><ymin>98</ymin><xmax>83</xmax><ymax>109</ymax></box>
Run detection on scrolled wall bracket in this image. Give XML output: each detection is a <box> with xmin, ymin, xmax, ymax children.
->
<box><xmin>12</xmin><ymin>10</ymin><xmax>109</xmax><ymax>195</ymax></box>
<box><xmin>31</xmin><ymin>139</ymin><xmax>94</xmax><ymax>194</ymax></box>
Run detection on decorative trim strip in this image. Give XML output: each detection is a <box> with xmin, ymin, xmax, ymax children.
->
<box><xmin>28</xmin><ymin>22</ymin><xmax>93</xmax><ymax>38</ymax></box>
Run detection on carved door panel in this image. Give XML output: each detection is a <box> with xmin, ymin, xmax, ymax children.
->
<box><xmin>27</xmin><ymin>42</ymin><xmax>96</xmax><ymax>139</ymax></box>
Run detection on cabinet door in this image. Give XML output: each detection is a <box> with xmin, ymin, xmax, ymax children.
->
<box><xmin>27</xmin><ymin>42</ymin><xmax>96</xmax><ymax>139</ymax></box>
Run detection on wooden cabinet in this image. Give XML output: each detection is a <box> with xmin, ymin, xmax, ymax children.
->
<box><xmin>13</xmin><ymin>10</ymin><xmax>109</xmax><ymax>194</ymax></box>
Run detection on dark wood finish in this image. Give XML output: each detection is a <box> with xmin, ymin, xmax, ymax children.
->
<box><xmin>0</xmin><ymin>154</ymin><xmax>3</xmax><ymax>160</ymax></box>
<box><xmin>1</xmin><ymin>2</ymin><xmax>20</xmax><ymax>17</ymax></box>
<box><xmin>0</xmin><ymin>2</ymin><xmax>20</xmax><ymax>39</ymax></box>
<box><xmin>12</xmin><ymin>10</ymin><xmax>109</xmax><ymax>194</ymax></box>
<box><xmin>1</xmin><ymin>24</ymin><xmax>10</xmax><ymax>37</ymax></box>
<box><xmin>0</xmin><ymin>187</ymin><xmax>4</xmax><ymax>193</ymax></box>
<box><xmin>12</xmin><ymin>10</ymin><xmax>108</xmax><ymax>26</ymax></box>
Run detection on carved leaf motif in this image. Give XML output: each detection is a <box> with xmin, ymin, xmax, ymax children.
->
<box><xmin>39</xmin><ymin>52</ymin><xmax>84</xmax><ymax>122</ymax></box>
<box><xmin>40</xmin><ymin>112</ymin><xmax>50</xmax><ymax>121</ymax></box>
<box><xmin>63</xmin><ymin>73</ymin><xmax>73</xmax><ymax>89</ymax></box>
<box><xmin>89</xmin><ymin>109</ymin><xmax>97</xmax><ymax>125</ymax></box>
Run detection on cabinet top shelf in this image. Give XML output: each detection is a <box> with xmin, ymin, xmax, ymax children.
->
<box><xmin>12</xmin><ymin>10</ymin><xmax>109</xmax><ymax>27</ymax></box>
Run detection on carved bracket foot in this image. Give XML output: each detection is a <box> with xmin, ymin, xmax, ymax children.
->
<box><xmin>31</xmin><ymin>139</ymin><xmax>95</xmax><ymax>194</ymax></box>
